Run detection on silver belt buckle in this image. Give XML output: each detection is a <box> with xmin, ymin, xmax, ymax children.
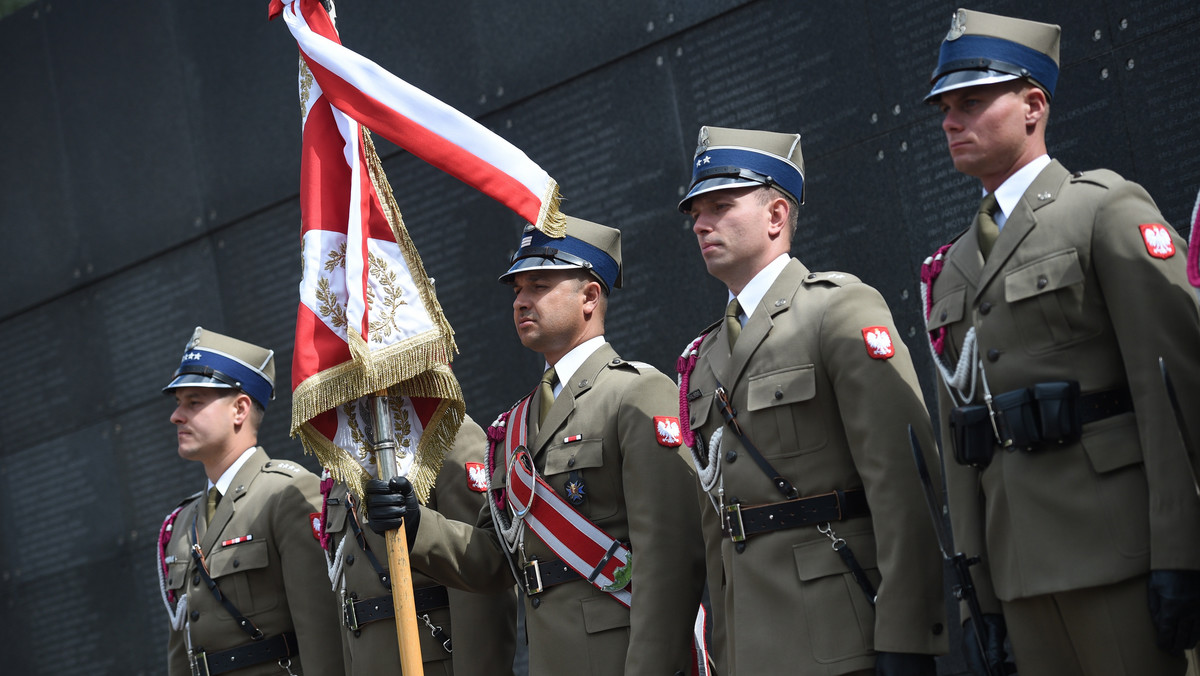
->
<box><xmin>724</xmin><ymin>502</ymin><xmax>746</xmax><ymax>542</ymax></box>
<box><xmin>524</xmin><ymin>559</ymin><xmax>545</xmax><ymax>595</ymax></box>
<box><xmin>188</xmin><ymin>650</ymin><xmax>210</xmax><ymax>676</ymax></box>
<box><xmin>342</xmin><ymin>594</ymin><xmax>361</xmax><ymax>631</ymax></box>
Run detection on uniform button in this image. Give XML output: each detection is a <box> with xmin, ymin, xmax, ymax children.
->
<box><xmin>193</xmin><ymin>573</ymin><xmax>201</xmax><ymax>586</ymax></box>
<box><xmin>807</xmin><ymin>273</ymin><xmax>815</xmax><ymax>279</ymax></box>
<box><xmin>347</xmin><ymin>554</ymin><xmax>355</xmax><ymax>565</ymax></box>
<box><xmin>774</xmin><ymin>389</ymin><xmax>784</xmax><ymax>400</ymax></box>
<box><xmin>979</xmin><ymin>302</ymin><xmax>992</xmax><ymax>315</ymax></box>
<box><xmin>933</xmin><ymin>622</ymin><xmax>944</xmax><ymax>635</ymax></box>
<box><xmin>987</xmin><ymin>348</ymin><xmax>1001</xmax><ymax>362</ymax></box>
<box><xmin>939</xmin><ymin>310</ymin><xmax>948</xmax><ymax>322</ymax></box>
<box><xmin>567</xmin><ymin>458</ymin><xmax>576</xmax><ymax>468</ymax></box>
<box><xmin>264</xmin><ymin>462</ymin><xmax>272</xmax><ymax>468</ymax></box>
<box><xmin>1036</xmin><ymin>276</ymin><xmax>1048</xmax><ymax>289</ymax></box>
<box><xmin>190</xmin><ymin>610</ymin><xmax>200</xmax><ymax>621</ymax></box>
<box><xmin>725</xmin><ymin>450</ymin><xmax>737</xmax><ymax>463</ymax></box>
<box><xmin>531</xmin><ymin>598</ymin><xmax>541</xmax><ymax>609</ymax></box>
<box><xmin>232</xmin><ymin>559</ymin><xmax>240</xmax><ymax>568</ymax></box>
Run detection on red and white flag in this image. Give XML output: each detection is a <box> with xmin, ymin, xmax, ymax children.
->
<box><xmin>272</xmin><ymin>0</ymin><xmax>468</xmax><ymax>501</ymax></box>
<box><xmin>269</xmin><ymin>0</ymin><xmax>566</xmax><ymax>237</ymax></box>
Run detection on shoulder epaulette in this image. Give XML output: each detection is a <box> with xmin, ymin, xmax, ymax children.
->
<box><xmin>1069</xmin><ymin>168</ymin><xmax>1122</xmax><ymax>188</ymax></box>
<box><xmin>263</xmin><ymin>459</ymin><xmax>305</xmax><ymax>477</ymax></box>
<box><xmin>802</xmin><ymin>270</ymin><xmax>861</xmax><ymax>287</ymax></box>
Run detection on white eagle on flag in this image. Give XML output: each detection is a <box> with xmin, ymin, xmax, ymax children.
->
<box><xmin>1142</xmin><ymin>224</ymin><xmax>1174</xmax><ymax>258</ymax></box>
<box><xmin>865</xmin><ymin>328</ymin><xmax>893</xmax><ymax>357</ymax></box>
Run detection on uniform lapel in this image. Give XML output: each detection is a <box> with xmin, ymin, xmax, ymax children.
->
<box><xmin>201</xmin><ymin>447</ymin><xmax>266</xmax><ymax>552</ymax></box>
<box><xmin>531</xmin><ymin>344</ymin><xmax>615</xmax><ymax>455</ymax></box>
<box><xmin>974</xmin><ymin>161</ymin><xmax>1066</xmax><ymax>300</ymax></box>
<box><xmin>724</xmin><ymin>259</ymin><xmax>806</xmax><ymax>390</ymax></box>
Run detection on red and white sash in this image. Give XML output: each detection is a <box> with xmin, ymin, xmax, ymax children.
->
<box><xmin>488</xmin><ymin>396</ymin><xmax>632</xmax><ymax>607</ymax></box>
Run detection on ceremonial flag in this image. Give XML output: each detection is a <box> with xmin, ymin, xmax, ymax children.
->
<box><xmin>269</xmin><ymin>0</ymin><xmax>566</xmax><ymax>237</ymax></box>
<box><xmin>272</xmin><ymin>0</ymin><xmax>465</xmax><ymax>502</ymax></box>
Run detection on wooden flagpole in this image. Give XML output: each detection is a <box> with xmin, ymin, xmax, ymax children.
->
<box><xmin>371</xmin><ymin>391</ymin><xmax>424</xmax><ymax>674</ymax></box>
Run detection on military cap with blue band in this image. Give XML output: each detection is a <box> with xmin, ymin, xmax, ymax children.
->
<box><xmin>163</xmin><ymin>327</ymin><xmax>276</xmax><ymax>409</ymax></box>
<box><xmin>926</xmin><ymin>8</ymin><xmax>1061</xmax><ymax>102</ymax></box>
<box><xmin>679</xmin><ymin>126</ymin><xmax>805</xmax><ymax>212</ymax></box>
<box><xmin>500</xmin><ymin>215</ymin><xmax>623</xmax><ymax>292</ymax></box>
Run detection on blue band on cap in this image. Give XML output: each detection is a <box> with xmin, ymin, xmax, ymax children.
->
<box><xmin>689</xmin><ymin>147</ymin><xmax>804</xmax><ymax>204</ymax></box>
<box><xmin>934</xmin><ymin>34</ymin><xmax>1058</xmax><ymax>97</ymax></box>
<box><xmin>173</xmin><ymin>349</ymin><xmax>273</xmax><ymax>409</ymax></box>
<box><xmin>510</xmin><ymin>230</ymin><xmax>620</xmax><ymax>292</ymax></box>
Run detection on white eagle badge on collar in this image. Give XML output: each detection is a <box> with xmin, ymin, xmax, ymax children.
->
<box><xmin>655</xmin><ymin>416</ymin><xmax>682</xmax><ymax>447</ymax></box>
<box><xmin>862</xmin><ymin>326</ymin><xmax>895</xmax><ymax>359</ymax></box>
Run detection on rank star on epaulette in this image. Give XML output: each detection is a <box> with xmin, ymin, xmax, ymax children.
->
<box><xmin>466</xmin><ymin>462</ymin><xmax>488</xmax><ymax>492</ymax></box>
<box><xmin>1140</xmin><ymin>223</ymin><xmax>1176</xmax><ymax>259</ymax></box>
<box><xmin>862</xmin><ymin>326</ymin><xmax>895</xmax><ymax>359</ymax></box>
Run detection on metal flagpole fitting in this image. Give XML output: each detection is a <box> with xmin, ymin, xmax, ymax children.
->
<box><xmin>372</xmin><ymin>391</ymin><xmax>425</xmax><ymax>675</ymax></box>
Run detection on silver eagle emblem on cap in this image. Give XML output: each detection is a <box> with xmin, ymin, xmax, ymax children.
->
<box><xmin>696</xmin><ymin>127</ymin><xmax>710</xmax><ymax>154</ymax></box>
<box><xmin>946</xmin><ymin>9</ymin><xmax>967</xmax><ymax>41</ymax></box>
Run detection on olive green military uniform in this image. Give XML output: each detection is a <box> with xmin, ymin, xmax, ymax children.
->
<box><xmin>684</xmin><ymin>259</ymin><xmax>947</xmax><ymax>675</ymax></box>
<box><xmin>325</xmin><ymin>416</ymin><xmax>517</xmax><ymax>675</ymax></box>
<box><xmin>409</xmin><ymin>342</ymin><xmax>707</xmax><ymax>676</ymax></box>
<box><xmin>926</xmin><ymin>161</ymin><xmax>1200</xmax><ymax>673</ymax></box>
<box><xmin>163</xmin><ymin>447</ymin><xmax>345</xmax><ymax>675</ymax></box>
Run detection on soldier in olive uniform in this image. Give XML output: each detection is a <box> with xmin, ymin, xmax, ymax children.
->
<box><xmin>921</xmin><ymin>9</ymin><xmax>1200</xmax><ymax>675</ymax></box>
<box><xmin>676</xmin><ymin>126</ymin><xmax>948</xmax><ymax>675</ymax></box>
<box><xmin>324</xmin><ymin>414</ymin><xmax>517</xmax><ymax>675</ymax></box>
<box><xmin>157</xmin><ymin>327</ymin><xmax>345</xmax><ymax>676</ymax></box>
<box><xmin>366</xmin><ymin>216</ymin><xmax>708</xmax><ymax>675</ymax></box>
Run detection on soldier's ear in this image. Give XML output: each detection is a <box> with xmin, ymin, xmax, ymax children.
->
<box><xmin>1023</xmin><ymin>85</ymin><xmax>1048</xmax><ymax>127</ymax></box>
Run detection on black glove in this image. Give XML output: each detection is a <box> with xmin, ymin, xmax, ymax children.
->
<box><xmin>874</xmin><ymin>651</ymin><xmax>936</xmax><ymax>676</ymax></box>
<box><xmin>962</xmin><ymin>613</ymin><xmax>1008</xmax><ymax>676</ymax></box>
<box><xmin>364</xmin><ymin>476</ymin><xmax>420</xmax><ymax>546</ymax></box>
<box><xmin>1148</xmin><ymin>569</ymin><xmax>1200</xmax><ymax>654</ymax></box>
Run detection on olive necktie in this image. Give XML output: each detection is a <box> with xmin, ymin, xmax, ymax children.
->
<box><xmin>537</xmin><ymin>366</ymin><xmax>557</xmax><ymax>428</ymax></box>
<box><xmin>977</xmin><ymin>192</ymin><xmax>1000</xmax><ymax>259</ymax></box>
<box><xmin>725</xmin><ymin>298</ymin><xmax>743</xmax><ymax>351</ymax></box>
<box><xmin>205</xmin><ymin>486</ymin><xmax>221</xmax><ymax>524</ymax></box>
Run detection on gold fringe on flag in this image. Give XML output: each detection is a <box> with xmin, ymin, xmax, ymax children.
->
<box><xmin>536</xmin><ymin>183</ymin><xmax>567</xmax><ymax>238</ymax></box>
<box><xmin>298</xmin><ymin>363</ymin><xmax>465</xmax><ymax>504</ymax></box>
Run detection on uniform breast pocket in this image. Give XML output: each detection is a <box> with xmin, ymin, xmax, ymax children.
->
<box><xmin>747</xmin><ymin>365</ymin><xmax>824</xmax><ymax>457</ymax></box>
<box><xmin>207</xmin><ymin>540</ymin><xmax>275</xmax><ymax>615</ymax></box>
<box><xmin>1004</xmin><ymin>250</ymin><xmax>1089</xmax><ymax>354</ymax></box>
<box><xmin>542</xmin><ymin>440</ymin><xmax>617</xmax><ymax>521</ymax></box>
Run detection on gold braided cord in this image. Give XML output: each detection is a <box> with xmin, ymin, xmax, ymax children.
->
<box><xmin>536</xmin><ymin>182</ymin><xmax>567</xmax><ymax>238</ymax></box>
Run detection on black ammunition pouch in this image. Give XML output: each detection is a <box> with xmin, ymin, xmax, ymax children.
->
<box><xmin>950</xmin><ymin>404</ymin><xmax>994</xmax><ymax>469</ymax></box>
<box><xmin>951</xmin><ymin>381</ymin><xmax>1122</xmax><ymax>468</ymax></box>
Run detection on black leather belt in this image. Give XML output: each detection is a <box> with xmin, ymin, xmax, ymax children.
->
<box><xmin>343</xmin><ymin>585</ymin><xmax>451</xmax><ymax>630</ymax></box>
<box><xmin>522</xmin><ymin>557</ymin><xmax>581</xmax><ymax>595</ymax></box>
<box><xmin>189</xmin><ymin>631</ymin><xmax>297</xmax><ymax>676</ymax></box>
<box><xmin>724</xmin><ymin>488</ymin><xmax>870</xmax><ymax>543</ymax></box>
<box><xmin>1079</xmin><ymin>386</ymin><xmax>1133</xmax><ymax>425</ymax></box>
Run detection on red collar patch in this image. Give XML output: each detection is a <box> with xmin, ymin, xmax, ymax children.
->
<box><xmin>1140</xmin><ymin>223</ymin><xmax>1175</xmax><ymax>259</ymax></box>
<box><xmin>655</xmin><ymin>416</ymin><xmax>682</xmax><ymax>447</ymax></box>
<box><xmin>466</xmin><ymin>462</ymin><xmax>488</xmax><ymax>492</ymax></box>
<box><xmin>862</xmin><ymin>326</ymin><xmax>895</xmax><ymax>359</ymax></box>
